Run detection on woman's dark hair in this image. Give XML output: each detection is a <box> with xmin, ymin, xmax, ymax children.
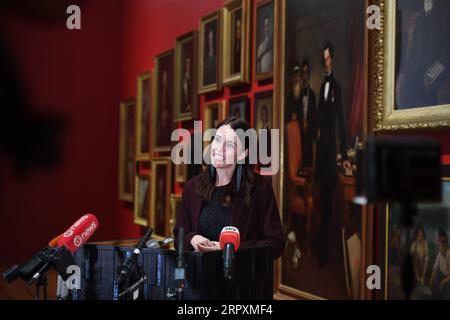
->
<box><xmin>195</xmin><ymin>116</ymin><xmax>255</xmax><ymax>208</ymax></box>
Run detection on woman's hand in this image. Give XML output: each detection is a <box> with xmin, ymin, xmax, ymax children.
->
<box><xmin>190</xmin><ymin>235</ymin><xmax>210</xmax><ymax>251</ymax></box>
<box><xmin>191</xmin><ymin>235</ymin><xmax>221</xmax><ymax>252</ymax></box>
<box><xmin>197</xmin><ymin>241</ymin><xmax>221</xmax><ymax>252</ymax></box>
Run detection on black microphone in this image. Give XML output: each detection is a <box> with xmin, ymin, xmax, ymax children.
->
<box><xmin>116</xmin><ymin>228</ymin><xmax>153</xmax><ymax>285</ymax></box>
<box><xmin>174</xmin><ymin>228</ymin><xmax>186</xmax><ymax>300</ymax></box>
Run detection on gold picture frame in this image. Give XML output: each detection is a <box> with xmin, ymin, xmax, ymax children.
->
<box><xmin>136</xmin><ymin>71</ymin><xmax>152</xmax><ymax>160</ymax></box>
<box><xmin>133</xmin><ymin>173</ymin><xmax>150</xmax><ymax>227</ymax></box>
<box><xmin>198</xmin><ymin>10</ymin><xmax>223</xmax><ymax>94</ymax></box>
<box><xmin>174</xmin><ymin>31</ymin><xmax>199</xmax><ymax>122</ymax></box>
<box><xmin>203</xmin><ymin>100</ymin><xmax>227</xmax><ymax>131</ymax></box>
<box><xmin>150</xmin><ymin>157</ymin><xmax>172</xmax><ymax>239</ymax></box>
<box><xmin>254</xmin><ymin>0</ymin><xmax>276</xmax><ymax>82</ymax></box>
<box><xmin>274</xmin><ymin>0</ymin><xmax>373</xmax><ymax>300</ymax></box>
<box><xmin>373</xmin><ymin>0</ymin><xmax>450</xmax><ymax>131</ymax></box>
<box><xmin>153</xmin><ymin>50</ymin><xmax>175</xmax><ymax>153</ymax></box>
<box><xmin>118</xmin><ymin>97</ymin><xmax>136</xmax><ymax>202</ymax></box>
<box><xmin>222</xmin><ymin>0</ymin><xmax>251</xmax><ymax>87</ymax></box>
<box><xmin>169</xmin><ymin>193</ymin><xmax>182</xmax><ymax>237</ymax></box>
<box><xmin>175</xmin><ymin>162</ymin><xmax>187</xmax><ymax>183</ymax></box>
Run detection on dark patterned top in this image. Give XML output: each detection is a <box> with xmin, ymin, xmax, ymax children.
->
<box><xmin>198</xmin><ymin>185</ymin><xmax>232</xmax><ymax>241</ymax></box>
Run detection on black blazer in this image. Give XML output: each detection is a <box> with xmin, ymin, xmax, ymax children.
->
<box><xmin>173</xmin><ymin>173</ymin><xmax>285</xmax><ymax>259</ymax></box>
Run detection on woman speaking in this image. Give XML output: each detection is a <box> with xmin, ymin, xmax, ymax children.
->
<box><xmin>173</xmin><ymin>117</ymin><xmax>284</xmax><ymax>259</ymax></box>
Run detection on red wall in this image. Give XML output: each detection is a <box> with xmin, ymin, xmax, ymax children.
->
<box><xmin>0</xmin><ymin>1</ymin><xmax>124</xmax><ymax>263</ymax></box>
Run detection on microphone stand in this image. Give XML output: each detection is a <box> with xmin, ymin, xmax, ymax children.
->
<box><xmin>116</xmin><ymin>228</ymin><xmax>153</xmax><ymax>300</ymax></box>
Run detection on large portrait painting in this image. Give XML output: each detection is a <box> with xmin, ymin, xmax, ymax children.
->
<box><xmin>118</xmin><ymin>98</ymin><xmax>135</xmax><ymax>202</ymax></box>
<box><xmin>136</xmin><ymin>72</ymin><xmax>151</xmax><ymax>160</ymax></box>
<box><xmin>199</xmin><ymin>10</ymin><xmax>222</xmax><ymax>94</ymax></box>
<box><xmin>381</xmin><ymin>167</ymin><xmax>450</xmax><ymax>300</ymax></box>
<box><xmin>150</xmin><ymin>158</ymin><xmax>172</xmax><ymax>238</ymax></box>
<box><xmin>174</xmin><ymin>31</ymin><xmax>198</xmax><ymax>122</ymax></box>
<box><xmin>374</xmin><ymin>0</ymin><xmax>450</xmax><ymax>130</ymax></box>
<box><xmin>280</xmin><ymin>0</ymin><xmax>368</xmax><ymax>299</ymax></box>
<box><xmin>153</xmin><ymin>50</ymin><xmax>174</xmax><ymax>152</ymax></box>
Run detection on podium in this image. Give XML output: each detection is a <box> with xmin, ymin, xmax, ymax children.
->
<box><xmin>70</xmin><ymin>239</ymin><xmax>274</xmax><ymax>300</ymax></box>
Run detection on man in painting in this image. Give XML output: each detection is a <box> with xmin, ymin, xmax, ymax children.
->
<box><xmin>257</xmin><ymin>16</ymin><xmax>273</xmax><ymax>74</ymax></box>
<box><xmin>315</xmin><ymin>42</ymin><xmax>351</xmax><ymax>266</ymax></box>
<box><xmin>429</xmin><ymin>229</ymin><xmax>450</xmax><ymax>298</ymax></box>
<box><xmin>285</xmin><ymin>60</ymin><xmax>317</xmax><ymax>169</ymax></box>
<box><xmin>204</xmin><ymin>27</ymin><xmax>216</xmax><ymax>85</ymax></box>
<box><xmin>233</xmin><ymin>13</ymin><xmax>242</xmax><ymax>74</ymax></box>
<box><xmin>410</xmin><ymin>224</ymin><xmax>429</xmax><ymax>285</ymax></box>
<box><xmin>182</xmin><ymin>53</ymin><xmax>192</xmax><ymax>113</ymax></box>
<box><xmin>397</xmin><ymin>0</ymin><xmax>449</xmax><ymax>108</ymax></box>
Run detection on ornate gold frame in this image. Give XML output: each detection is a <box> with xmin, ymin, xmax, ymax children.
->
<box><xmin>133</xmin><ymin>173</ymin><xmax>150</xmax><ymax>227</ymax></box>
<box><xmin>118</xmin><ymin>97</ymin><xmax>135</xmax><ymax>202</ymax></box>
<box><xmin>174</xmin><ymin>31</ymin><xmax>199</xmax><ymax>122</ymax></box>
<box><xmin>153</xmin><ymin>50</ymin><xmax>174</xmax><ymax>152</ymax></box>
<box><xmin>373</xmin><ymin>0</ymin><xmax>450</xmax><ymax>131</ymax></box>
<box><xmin>198</xmin><ymin>10</ymin><xmax>223</xmax><ymax>94</ymax></box>
<box><xmin>222</xmin><ymin>0</ymin><xmax>251</xmax><ymax>87</ymax></box>
<box><xmin>254</xmin><ymin>0</ymin><xmax>276</xmax><ymax>82</ymax></box>
<box><xmin>150</xmin><ymin>157</ymin><xmax>172</xmax><ymax>239</ymax></box>
<box><xmin>169</xmin><ymin>193</ymin><xmax>182</xmax><ymax>237</ymax></box>
<box><xmin>136</xmin><ymin>71</ymin><xmax>151</xmax><ymax>160</ymax></box>
<box><xmin>273</xmin><ymin>0</ymin><xmax>373</xmax><ymax>300</ymax></box>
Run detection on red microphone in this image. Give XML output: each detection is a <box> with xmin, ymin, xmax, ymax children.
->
<box><xmin>219</xmin><ymin>226</ymin><xmax>240</xmax><ymax>280</ymax></box>
<box><xmin>56</xmin><ymin>213</ymin><xmax>99</xmax><ymax>253</ymax></box>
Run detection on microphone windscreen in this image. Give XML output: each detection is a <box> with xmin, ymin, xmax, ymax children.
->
<box><xmin>48</xmin><ymin>234</ymin><xmax>63</xmax><ymax>247</ymax></box>
<box><xmin>146</xmin><ymin>239</ymin><xmax>160</xmax><ymax>248</ymax></box>
<box><xmin>57</xmin><ymin>213</ymin><xmax>99</xmax><ymax>253</ymax></box>
<box><xmin>219</xmin><ymin>226</ymin><xmax>240</xmax><ymax>251</ymax></box>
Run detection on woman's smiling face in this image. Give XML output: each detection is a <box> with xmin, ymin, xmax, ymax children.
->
<box><xmin>210</xmin><ymin>124</ymin><xmax>246</xmax><ymax>168</ymax></box>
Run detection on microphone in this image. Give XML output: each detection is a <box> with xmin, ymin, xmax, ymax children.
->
<box><xmin>116</xmin><ymin>228</ymin><xmax>153</xmax><ymax>286</ymax></box>
<box><xmin>145</xmin><ymin>236</ymin><xmax>174</xmax><ymax>248</ymax></box>
<box><xmin>56</xmin><ymin>214</ymin><xmax>99</xmax><ymax>253</ymax></box>
<box><xmin>219</xmin><ymin>226</ymin><xmax>240</xmax><ymax>280</ymax></box>
<box><xmin>174</xmin><ymin>228</ymin><xmax>186</xmax><ymax>300</ymax></box>
<box><xmin>29</xmin><ymin>214</ymin><xmax>99</xmax><ymax>286</ymax></box>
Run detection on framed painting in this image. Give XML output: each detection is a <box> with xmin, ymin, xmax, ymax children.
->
<box><xmin>198</xmin><ymin>10</ymin><xmax>223</xmax><ymax>94</ymax></box>
<box><xmin>153</xmin><ymin>50</ymin><xmax>175</xmax><ymax>152</ymax></box>
<box><xmin>136</xmin><ymin>71</ymin><xmax>151</xmax><ymax>160</ymax></box>
<box><xmin>373</xmin><ymin>0</ymin><xmax>450</xmax><ymax>131</ymax></box>
<box><xmin>276</xmin><ymin>0</ymin><xmax>370</xmax><ymax>299</ymax></box>
<box><xmin>150</xmin><ymin>158</ymin><xmax>172</xmax><ymax>239</ymax></box>
<box><xmin>222</xmin><ymin>0</ymin><xmax>251</xmax><ymax>86</ymax></box>
<box><xmin>169</xmin><ymin>193</ymin><xmax>182</xmax><ymax>237</ymax></box>
<box><xmin>254</xmin><ymin>0</ymin><xmax>276</xmax><ymax>81</ymax></box>
<box><xmin>174</xmin><ymin>31</ymin><xmax>199</xmax><ymax>122</ymax></box>
<box><xmin>229</xmin><ymin>95</ymin><xmax>250</xmax><ymax>123</ymax></box>
<box><xmin>118</xmin><ymin>98</ymin><xmax>135</xmax><ymax>202</ymax></box>
<box><xmin>204</xmin><ymin>101</ymin><xmax>227</xmax><ymax>131</ymax></box>
<box><xmin>380</xmin><ymin>165</ymin><xmax>450</xmax><ymax>300</ymax></box>
<box><xmin>134</xmin><ymin>173</ymin><xmax>150</xmax><ymax>227</ymax></box>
